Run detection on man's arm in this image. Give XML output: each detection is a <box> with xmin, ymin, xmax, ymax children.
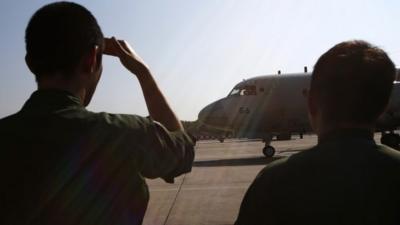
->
<box><xmin>103</xmin><ymin>37</ymin><xmax>194</xmax><ymax>183</ymax></box>
<box><xmin>104</xmin><ymin>37</ymin><xmax>183</xmax><ymax>131</ymax></box>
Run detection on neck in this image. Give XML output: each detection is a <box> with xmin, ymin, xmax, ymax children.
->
<box><xmin>37</xmin><ymin>74</ymin><xmax>86</xmax><ymax>105</ymax></box>
<box><xmin>317</xmin><ymin>121</ymin><xmax>374</xmax><ymax>143</ymax></box>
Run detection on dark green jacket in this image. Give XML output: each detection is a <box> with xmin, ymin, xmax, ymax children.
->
<box><xmin>0</xmin><ymin>90</ymin><xmax>195</xmax><ymax>225</ymax></box>
<box><xmin>235</xmin><ymin>129</ymin><xmax>400</xmax><ymax>225</ymax></box>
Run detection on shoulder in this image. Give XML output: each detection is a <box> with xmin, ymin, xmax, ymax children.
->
<box><xmin>0</xmin><ymin>113</ymin><xmax>17</xmax><ymax>123</ymax></box>
<box><xmin>90</xmin><ymin>112</ymin><xmax>153</xmax><ymax>130</ymax></box>
<box><xmin>64</xmin><ymin>109</ymin><xmax>155</xmax><ymax>132</ymax></box>
<box><xmin>253</xmin><ymin>146</ymin><xmax>322</xmax><ymax>190</ymax></box>
<box><xmin>85</xmin><ymin>111</ymin><xmax>194</xmax><ymax>145</ymax></box>
<box><xmin>259</xmin><ymin>146</ymin><xmax>317</xmax><ymax>176</ymax></box>
<box><xmin>0</xmin><ymin>113</ymin><xmax>23</xmax><ymax>131</ymax></box>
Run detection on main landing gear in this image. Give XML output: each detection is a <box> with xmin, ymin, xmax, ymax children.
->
<box><xmin>381</xmin><ymin>132</ymin><xmax>400</xmax><ymax>150</ymax></box>
<box><xmin>263</xmin><ymin>145</ymin><xmax>275</xmax><ymax>157</ymax></box>
<box><xmin>262</xmin><ymin>135</ymin><xmax>275</xmax><ymax>158</ymax></box>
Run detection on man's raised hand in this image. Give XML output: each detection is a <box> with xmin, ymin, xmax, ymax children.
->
<box><xmin>103</xmin><ymin>37</ymin><xmax>149</xmax><ymax>76</ymax></box>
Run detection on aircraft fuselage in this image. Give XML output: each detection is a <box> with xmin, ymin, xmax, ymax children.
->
<box><xmin>198</xmin><ymin>73</ymin><xmax>400</xmax><ymax>139</ymax></box>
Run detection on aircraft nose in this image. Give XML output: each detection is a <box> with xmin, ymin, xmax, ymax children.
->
<box><xmin>198</xmin><ymin>103</ymin><xmax>215</xmax><ymax>122</ymax></box>
<box><xmin>198</xmin><ymin>101</ymin><xmax>226</xmax><ymax>125</ymax></box>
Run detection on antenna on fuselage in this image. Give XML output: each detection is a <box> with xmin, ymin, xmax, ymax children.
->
<box><xmin>277</xmin><ymin>70</ymin><xmax>281</xmax><ymax>75</ymax></box>
<box><xmin>304</xmin><ymin>66</ymin><xmax>308</xmax><ymax>73</ymax></box>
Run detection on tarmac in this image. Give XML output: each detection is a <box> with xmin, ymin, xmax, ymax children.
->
<box><xmin>142</xmin><ymin>135</ymin><xmax>319</xmax><ymax>225</ymax></box>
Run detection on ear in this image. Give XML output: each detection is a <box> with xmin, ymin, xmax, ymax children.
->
<box><xmin>307</xmin><ymin>91</ymin><xmax>321</xmax><ymax>132</ymax></box>
<box><xmin>307</xmin><ymin>91</ymin><xmax>318</xmax><ymax>117</ymax></box>
<box><xmin>25</xmin><ymin>54</ymin><xmax>35</xmax><ymax>74</ymax></box>
<box><xmin>82</xmin><ymin>46</ymin><xmax>100</xmax><ymax>74</ymax></box>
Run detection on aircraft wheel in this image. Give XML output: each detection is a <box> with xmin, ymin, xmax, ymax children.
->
<box><xmin>218</xmin><ymin>138</ymin><xmax>225</xmax><ymax>143</ymax></box>
<box><xmin>381</xmin><ymin>133</ymin><xmax>400</xmax><ymax>150</ymax></box>
<box><xmin>263</xmin><ymin>146</ymin><xmax>275</xmax><ymax>158</ymax></box>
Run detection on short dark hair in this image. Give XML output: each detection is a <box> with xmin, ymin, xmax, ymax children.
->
<box><xmin>25</xmin><ymin>2</ymin><xmax>104</xmax><ymax>80</ymax></box>
<box><xmin>310</xmin><ymin>40</ymin><xmax>396</xmax><ymax>124</ymax></box>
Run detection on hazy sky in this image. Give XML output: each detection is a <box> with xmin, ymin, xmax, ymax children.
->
<box><xmin>1</xmin><ymin>0</ymin><xmax>400</xmax><ymax>120</ymax></box>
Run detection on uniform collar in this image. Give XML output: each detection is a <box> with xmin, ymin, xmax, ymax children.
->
<box><xmin>20</xmin><ymin>89</ymin><xmax>83</xmax><ymax>113</ymax></box>
<box><xmin>318</xmin><ymin>128</ymin><xmax>374</xmax><ymax>145</ymax></box>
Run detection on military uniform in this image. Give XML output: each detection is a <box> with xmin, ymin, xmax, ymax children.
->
<box><xmin>235</xmin><ymin>129</ymin><xmax>400</xmax><ymax>225</ymax></box>
<box><xmin>0</xmin><ymin>89</ymin><xmax>195</xmax><ymax>225</ymax></box>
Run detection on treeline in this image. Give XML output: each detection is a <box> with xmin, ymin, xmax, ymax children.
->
<box><xmin>181</xmin><ymin>120</ymin><xmax>226</xmax><ymax>138</ymax></box>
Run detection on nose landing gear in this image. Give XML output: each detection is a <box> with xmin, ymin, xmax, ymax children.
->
<box><xmin>263</xmin><ymin>145</ymin><xmax>276</xmax><ymax>157</ymax></box>
<box><xmin>262</xmin><ymin>135</ymin><xmax>275</xmax><ymax>157</ymax></box>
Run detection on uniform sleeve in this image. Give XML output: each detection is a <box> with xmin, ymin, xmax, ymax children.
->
<box><xmin>108</xmin><ymin>114</ymin><xmax>195</xmax><ymax>183</ymax></box>
<box><xmin>138</xmin><ymin>118</ymin><xmax>196</xmax><ymax>183</ymax></box>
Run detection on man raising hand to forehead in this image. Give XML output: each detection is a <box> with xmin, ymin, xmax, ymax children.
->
<box><xmin>104</xmin><ymin>37</ymin><xmax>184</xmax><ymax>132</ymax></box>
<box><xmin>0</xmin><ymin>2</ymin><xmax>195</xmax><ymax>225</ymax></box>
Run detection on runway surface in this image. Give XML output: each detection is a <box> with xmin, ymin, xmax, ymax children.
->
<box><xmin>142</xmin><ymin>135</ymin><xmax>318</xmax><ymax>225</ymax></box>
<box><xmin>142</xmin><ymin>134</ymin><xmax>385</xmax><ymax>225</ymax></box>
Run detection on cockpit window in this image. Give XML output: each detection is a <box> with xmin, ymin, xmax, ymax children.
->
<box><xmin>228</xmin><ymin>85</ymin><xmax>257</xmax><ymax>96</ymax></box>
<box><xmin>229</xmin><ymin>88</ymin><xmax>241</xmax><ymax>96</ymax></box>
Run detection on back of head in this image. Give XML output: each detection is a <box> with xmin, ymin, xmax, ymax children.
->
<box><xmin>310</xmin><ymin>40</ymin><xmax>396</xmax><ymax>124</ymax></box>
<box><xmin>25</xmin><ymin>2</ymin><xmax>104</xmax><ymax>81</ymax></box>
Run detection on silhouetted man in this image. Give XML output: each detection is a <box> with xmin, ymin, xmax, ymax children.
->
<box><xmin>235</xmin><ymin>40</ymin><xmax>400</xmax><ymax>225</ymax></box>
<box><xmin>0</xmin><ymin>2</ymin><xmax>195</xmax><ymax>225</ymax></box>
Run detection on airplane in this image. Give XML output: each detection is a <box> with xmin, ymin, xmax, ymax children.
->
<box><xmin>197</xmin><ymin>68</ymin><xmax>400</xmax><ymax>157</ymax></box>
